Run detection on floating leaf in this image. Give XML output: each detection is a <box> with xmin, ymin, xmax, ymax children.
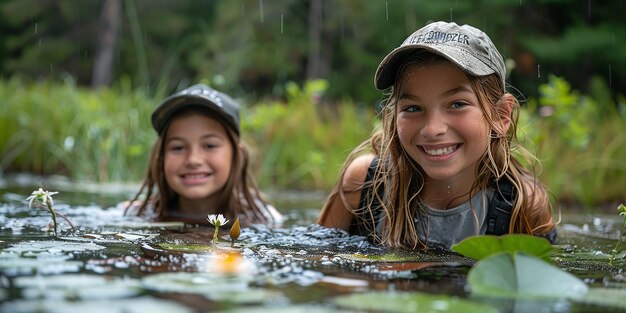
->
<box><xmin>14</xmin><ymin>274</ymin><xmax>141</xmax><ymax>299</ymax></box>
<box><xmin>333</xmin><ymin>291</ymin><xmax>498</xmax><ymax>313</ymax></box>
<box><xmin>337</xmin><ymin>252</ymin><xmax>418</xmax><ymax>263</ymax></box>
<box><xmin>576</xmin><ymin>287</ymin><xmax>626</xmax><ymax>310</ymax></box>
<box><xmin>451</xmin><ymin>234</ymin><xmax>554</xmax><ymax>262</ymax></box>
<box><xmin>1</xmin><ymin>297</ymin><xmax>193</xmax><ymax>313</ymax></box>
<box><xmin>467</xmin><ymin>252</ymin><xmax>588</xmax><ymax>299</ymax></box>
<box><xmin>157</xmin><ymin>243</ymin><xmax>217</xmax><ymax>253</ymax></box>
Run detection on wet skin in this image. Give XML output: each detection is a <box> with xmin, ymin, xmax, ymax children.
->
<box><xmin>396</xmin><ymin>61</ymin><xmax>490</xmax><ymax>209</ymax></box>
<box><xmin>163</xmin><ymin>113</ymin><xmax>234</xmax><ymax>216</ymax></box>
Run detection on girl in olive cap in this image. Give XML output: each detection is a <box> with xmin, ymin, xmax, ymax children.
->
<box><xmin>318</xmin><ymin>21</ymin><xmax>556</xmax><ymax>250</ymax></box>
<box><xmin>126</xmin><ymin>84</ymin><xmax>282</xmax><ymax>226</ymax></box>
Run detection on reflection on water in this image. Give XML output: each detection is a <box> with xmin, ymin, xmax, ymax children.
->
<box><xmin>0</xmin><ymin>180</ymin><xmax>625</xmax><ymax>312</ymax></box>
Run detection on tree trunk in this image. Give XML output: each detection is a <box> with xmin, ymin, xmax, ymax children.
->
<box><xmin>91</xmin><ymin>0</ymin><xmax>121</xmax><ymax>88</ymax></box>
<box><xmin>306</xmin><ymin>0</ymin><xmax>332</xmax><ymax>81</ymax></box>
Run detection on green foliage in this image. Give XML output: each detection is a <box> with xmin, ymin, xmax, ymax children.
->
<box><xmin>451</xmin><ymin>235</ymin><xmax>554</xmax><ymax>263</ymax></box>
<box><xmin>518</xmin><ymin>75</ymin><xmax>626</xmax><ymax>206</ymax></box>
<box><xmin>243</xmin><ymin>79</ymin><xmax>374</xmax><ymax>189</ymax></box>
<box><xmin>2</xmin><ymin>0</ymin><xmax>624</xmax><ymax>105</ymax></box>
<box><xmin>0</xmin><ymin>77</ymin><xmax>155</xmax><ymax>182</ymax></box>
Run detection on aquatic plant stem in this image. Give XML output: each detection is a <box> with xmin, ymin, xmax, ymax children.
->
<box><xmin>609</xmin><ymin>203</ymin><xmax>626</xmax><ymax>265</ymax></box>
<box><xmin>45</xmin><ymin>201</ymin><xmax>58</xmax><ymax>237</ymax></box>
<box><xmin>213</xmin><ymin>225</ymin><xmax>220</xmax><ymax>244</ymax></box>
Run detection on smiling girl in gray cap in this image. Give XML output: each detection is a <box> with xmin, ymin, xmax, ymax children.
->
<box><xmin>125</xmin><ymin>84</ymin><xmax>282</xmax><ymax>226</ymax></box>
<box><xmin>318</xmin><ymin>21</ymin><xmax>556</xmax><ymax>250</ymax></box>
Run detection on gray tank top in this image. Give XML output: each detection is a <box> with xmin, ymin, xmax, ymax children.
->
<box><xmin>414</xmin><ymin>189</ymin><xmax>493</xmax><ymax>249</ymax></box>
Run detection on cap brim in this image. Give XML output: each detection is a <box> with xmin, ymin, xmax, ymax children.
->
<box><xmin>374</xmin><ymin>44</ymin><xmax>496</xmax><ymax>90</ymax></box>
<box><xmin>151</xmin><ymin>94</ymin><xmax>238</xmax><ymax>135</ymax></box>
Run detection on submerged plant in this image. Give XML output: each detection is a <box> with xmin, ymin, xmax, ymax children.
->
<box><xmin>609</xmin><ymin>203</ymin><xmax>626</xmax><ymax>265</ymax></box>
<box><xmin>26</xmin><ymin>188</ymin><xmax>75</xmax><ymax>236</ymax></box>
<box><xmin>207</xmin><ymin>214</ymin><xmax>229</xmax><ymax>244</ymax></box>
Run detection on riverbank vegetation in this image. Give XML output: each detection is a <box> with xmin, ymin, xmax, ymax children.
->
<box><xmin>1</xmin><ymin>77</ymin><xmax>623</xmax><ymax>208</ymax></box>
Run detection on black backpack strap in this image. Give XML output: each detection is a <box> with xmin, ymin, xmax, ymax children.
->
<box><xmin>485</xmin><ymin>178</ymin><xmax>516</xmax><ymax>235</ymax></box>
<box><xmin>349</xmin><ymin>156</ymin><xmax>384</xmax><ymax>238</ymax></box>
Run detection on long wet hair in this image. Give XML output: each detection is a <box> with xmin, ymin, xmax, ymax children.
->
<box><xmin>125</xmin><ymin>107</ymin><xmax>276</xmax><ymax>225</ymax></box>
<box><xmin>321</xmin><ymin>52</ymin><xmax>556</xmax><ymax>249</ymax></box>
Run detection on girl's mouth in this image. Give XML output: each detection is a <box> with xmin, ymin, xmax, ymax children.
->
<box><xmin>422</xmin><ymin>144</ymin><xmax>459</xmax><ymax>156</ymax></box>
<box><xmin>182</xmin><ymin>173</ymin><xmax>209</xmax><ymax>179</ymax></box>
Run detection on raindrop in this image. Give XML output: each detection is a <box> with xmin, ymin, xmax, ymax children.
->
<box><xmin>608</xmin><ymin>64</ymin><xmax>612</xmax><ymax>87</ymax></box>
<box><xmin>588</xmin><ymin>0</ymin><xmax>591</xmax><ymax>17</ymax></box>
<box><xmin>449</xmin><ymin>8</ymin><xmax>453</xmax><ymax>21</ymax></box>
<box><xmin>38</xmin><ymin>38</ymin><xmax>41</xmax><ymax>47</ymax></box>
<box><xmin>612</xmin><ymin>32</ymin><xmax>615</xmax><ymax>45</ymax></box>
<box><xmin>281</xmin><ymin>14</ymin><xmax>284</xmax><ymax>33</ymax></box>
<box><xmin>50</xmin><ymin>64</ymin><xmax>53</xmax><ymax>74</ymax></box>
<box><xmin>537</xmin><ymin>64</ymin><xmax>541</xmax><ymax>78</ymax></box>
<box><xmin>34</xmin><ymin>23</ymin><xmax>38</xmax><ymax>34</ymax></box>
<box><xmin>259</xmin><ymin>0</ymin><xmax>264</xmax><ymax>23</ymax></box>
<box><xmin>385</xmin><ymin>1</ymin><xmax>389</xmax><ymax>21</ymax></box>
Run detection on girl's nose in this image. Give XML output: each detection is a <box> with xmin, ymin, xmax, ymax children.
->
<box><xmin>420</xmin><ymin>113</ymin><xmax>447</xmax><ymax>138</ymax></box>
<box><xmin>186</xmin><ymin>146</ymin><xmax>202</xmax><ymax>166</ymax></box>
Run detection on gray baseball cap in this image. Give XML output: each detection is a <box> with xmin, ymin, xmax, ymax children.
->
<box><xmin>152</xmin><ymin>84</ymin><xmax>240</xmax><ymax>135</ymax></box>
<box><xmin>374</xmin><ymin>21</ymin><xmax>506</xmax><ymax>90</ymax></box>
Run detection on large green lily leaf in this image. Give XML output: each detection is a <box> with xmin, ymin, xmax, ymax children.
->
<box><xmin>451</xmin><ymin>234</ymin><xmax>554</xmax><ymax>262</ymax></box>
<box><xmin>333</xmin><ymin>291</ymin><xmax>498</xmax><ymax>313</ymax></box>
<box><xmin>467</xmin><ymin>252</ymin><xmax>588</xmax><ymax>300</ymax></box>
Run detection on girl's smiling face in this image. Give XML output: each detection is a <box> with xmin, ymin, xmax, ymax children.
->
<box><xmin>163</xmin><ymin>113</ymin><xmax>234</xmax><ymax>211</ymax></box>
<box><xmin>395</xmin><ymin>60</ymin><xmax>490</xmax><ymax>186</ymax></box>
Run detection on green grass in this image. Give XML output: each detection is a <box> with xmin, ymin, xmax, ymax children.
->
<box><xmin>0</xmin><ymin>77</ymin><xmax>623</xmax><ymax>207</ymax></box>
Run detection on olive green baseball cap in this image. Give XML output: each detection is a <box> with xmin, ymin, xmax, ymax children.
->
<box><xmin>375</xmin><ymin>21</ymin><xmax>506</xmax><ymax>90</ymax></box>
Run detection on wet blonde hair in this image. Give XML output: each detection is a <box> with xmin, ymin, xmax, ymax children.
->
<box><xmin>322</xmin><ymin>52</ymin><xmax>555</xmax><ymax>249</ymax></box>
<box><xmin>125</xmin><ymin>107</ymin><xmax>275</xmax><ymax>225</ymax></box>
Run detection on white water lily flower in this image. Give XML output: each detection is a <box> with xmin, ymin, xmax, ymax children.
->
<box><xmin>26</xmin><ymin>188</ymin><xmax>59</xmax><ymax>208</ymax></box>
<box><xmin>207</xmin><ymin>214</ymin><xmax>229</xmax><ymax>244</ymax></box>
<box><xmin>26</xmin><ymin>188</ymin><xmax>61</xmax><ymax>236</ymax></box>
<box><xmin>207</xmin><ymin>214</ymin><xmax>229</xmax><ymax>227</ymax></box>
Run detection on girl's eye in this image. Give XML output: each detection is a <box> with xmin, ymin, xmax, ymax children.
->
<box><xmin>203</xmin><ymin>143</ymin><xmax>219</xmax><ymax>150</ymax></box>
<box><xmin>450</xmin><ymin>102</ymin><xmax>467</xmax><ymax>109</ymax></box>
<box><xmin>168</xmin><ymin>145</ymin><xmax>185</xmax><ymax>152</ymax></box>
<box><xmin>402</xmin><ymin>105</ymin><xmax>423</xmax><ymax>113</ymax></box>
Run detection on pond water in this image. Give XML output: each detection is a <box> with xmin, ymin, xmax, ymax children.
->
<box><xmin>0</xmin><ymin>177</ymin><xmax>625</xmax><ymax>312</ymax></box>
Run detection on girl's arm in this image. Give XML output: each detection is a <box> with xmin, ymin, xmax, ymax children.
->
<box><xmin>317</xmin><ymin>154</ymin><xmax>376</xmax><ymax>230</ymax></box>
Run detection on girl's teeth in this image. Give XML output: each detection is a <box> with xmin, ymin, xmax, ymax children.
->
<box><xmin>425</xmin><ymin>145</ymin><xmax>456</xmax><ymax>156</ymax></box>
<box><xmin>185</xmin><ymin>174</ymin><xmax>207</xmax><ymax>179</ymax></box>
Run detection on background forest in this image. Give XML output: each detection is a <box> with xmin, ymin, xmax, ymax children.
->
<box><xmin>0</xmin><ymin>0</ymin><xmax>624</xmax><ymax>208</ymax></box>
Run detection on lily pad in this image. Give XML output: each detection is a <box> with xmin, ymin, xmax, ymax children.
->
<box><xmin>141</xmin><ymin>242</ymin><xmax>241</xmax><ymax>258</ymax></box>
<box><xmin>141</xmin><ymin>271</ymin><xmax>281</xmax><ymax>304</ymax></box>
<box><xmin>0</xmin><ymin>253</ymin><xmax>82</xmax><ymax>275</ymax></box>
<box><xmin>336</xmin><ymin>252</ymin><xmax>419</xmax><ymax>263</ymax></box>
<box><xmin>575</xmin><ymin>287</ymin><xmax>626</xmax><ymax>310</ymax></box>
<box><xmin>467</xmin><ymin>252</ymin><xmax>588</xmax><ymax>299</ymax></box>
<box><xmin>0</xmin><ymin>297</ymin><xmax>193</xmax><ymax>313</ymax></box>
<box><xmin>15</xmin><ymin>273</ymin><xmax>141</xmax><ymax>299</ymax></box>
<box><xmin>451</xmin><ymin>235</ymin><xmax>554</xmax><ymax>262</ymax></box>
<box><xmin>333</xmin><ymin>291</ymin><xmax>498</xmax><ymax>313</ymax></box>
<box><xmin>4</xmin><ymin>240</ymin><xmax>106</xmax><ymax>254</ymax></box>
